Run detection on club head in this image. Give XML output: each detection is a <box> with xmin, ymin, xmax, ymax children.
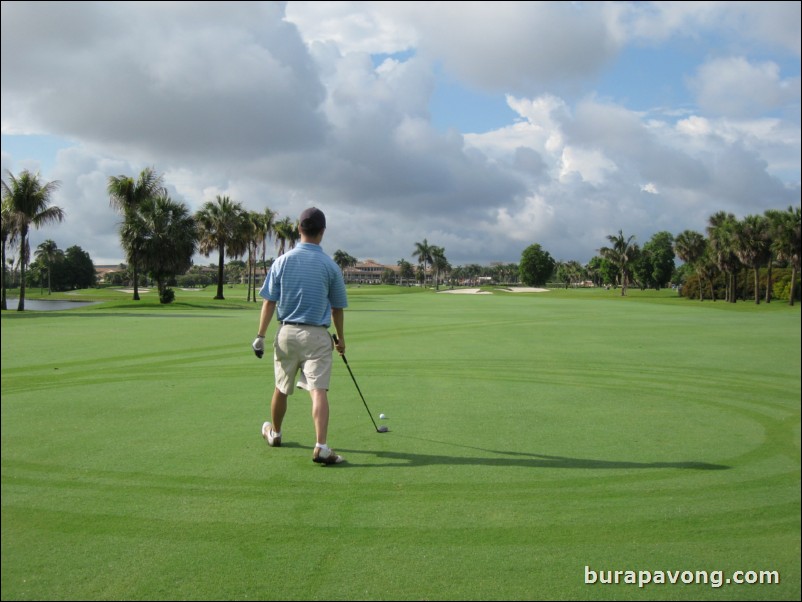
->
<box><xmin>377</xmin><ymin>426</ymin><xmax>389</xmax><ymax>433</ymax></box>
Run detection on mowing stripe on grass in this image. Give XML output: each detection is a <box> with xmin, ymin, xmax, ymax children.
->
<box><xmin>3</xmin><ymin>288</ymin><xmax>799</xmax><ymax>600</ymax></box>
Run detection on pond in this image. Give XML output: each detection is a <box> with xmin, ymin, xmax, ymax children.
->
<box><xmin>4</xmin><ymin>298</ymin><xmax>101</xmax><ymax>311</ymax></box>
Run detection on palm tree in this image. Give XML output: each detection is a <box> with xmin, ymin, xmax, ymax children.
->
<box><xmin>118</xmin><ymin>209</ymin><xmax>150</xmax><ymax>291</ymax></box>
<box><xmin>468</xmin><ymin>264</ymin><xmax>483</xmax><ymax>286</ymax></box>
<box><xmin>244</xmin><ymin>210</ymin><xmax>272</xmax><ymax>302</ymax></box>
<box><xmin>107</xmin><ymin>167</ymin><xmax>166</xmax><ymax>301</ymax></box>
<box><xmin>34</xmin><ymin>239</ymin><xmax>60</xmax><ymax>295</ymax></box>
<box><xmin>273</xmin><ymin>217</ymin><xmax>296</xmax><ymax>257</ymax></box>
<box><xmin>286</xmin><ymin>222</ymin><xmax>300</xmax><ymax>251</ymax></box>
<box><xmin>599</xmin><ymin>230</ymin><xmax>637</xmax><ymax>296</ymax></box>
<box><xmin>674</xmin><ymin>230</ymin><xmax>708</xmax><ymax>301</ymax></box>
<box><xmin>1</xmin><ymin>198</ymin><xmax>20</xmax><ymax>310</ymax></box>
<box><xmin>733</xmin><ymin>214</ymin><xmax>770</xmax><ymax>304</ymax></box>
<box><xmin>412</xmin><ymin>239</ymin><xmax>433</xmax><ymax>287</ymax></box>
<box><xmin>430</xmin><ymin>246</ymin><xmax>448</xmax><ymax>290</ymax></box>
<box><xmin>789</xmin><ymin>206</ymin><xmax>801</xmax><ymax>306</ymax></box>
<box><xmin>138</xmin><ymin>194</ymin><xmax>197</xmax><ymax>302</ymax></box>
<box><xmin>697</xmin><ymin>251</ymin><xmax>719</xmax><ymax>301</ymax></box>
<box><xmin>259</xmin><ymin>208</ymin><xmax>277</xmax><ymax>283</ymax></box>
<box><xmin>763</xmin><ymin>208</ymin><xmax>788</xmax><ymax>303</ymax></box>
<box><xmin>707</xmin><ymin>212</ymin><xmax>740</xmax><ymax>303</ymax></box>
<box><xmin>195</xmin><ymin>195</ymin><xmax>247</xmax><ymax>300</ymax></box>
<box><xmin>773</xmin><ymin>205</ymin><xmax>801</xmax><ymax>306</ymax></box>
<box><xmin>397</xmin><ymin>259</ymin><xmax>414</xmax><ymax>286</ymax></box>
<box><xmin>1</xmin><ymin>170</ymin><xmax>64</xmax><ymax>311</ymax></box>
<box><xmin>245</xmin><ymin>211</ymin><xmax>260</xmax><ymax>302</ymax></box>
<box><xmin>555</xmin><ymin>260</ymin><xmax>583</xmax><ymax>288</ymax></box>
<box><xmin>333</xmin><ymin>250</ymin><xmax>357</xmax><ymax>282</ymax></box>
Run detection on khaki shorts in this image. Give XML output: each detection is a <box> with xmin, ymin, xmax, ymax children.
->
<box><xmin>273</xmin><ymin>324</ymin><xmax>333</xmax><ymax>394</ymax></box>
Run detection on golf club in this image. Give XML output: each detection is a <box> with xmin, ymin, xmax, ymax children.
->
<box><xmin>332</xmin><ymin>334</ymin><xmax>389</xmax><ymax>433</ymax></box>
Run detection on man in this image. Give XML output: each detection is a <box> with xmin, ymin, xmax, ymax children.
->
<box><xmin>252</xmin><ymin>207</ymin><xmax>348</xmax><ymax>465</ymax></box>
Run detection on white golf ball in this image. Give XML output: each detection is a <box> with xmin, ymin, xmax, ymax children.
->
<box><xmin>379</xmin><ymin>413</ymin><xmax>386</xmax><ymax>420</ymax></box>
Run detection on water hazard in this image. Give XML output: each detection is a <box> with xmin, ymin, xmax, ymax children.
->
<box><xmin>4</xmin><ymin>298</ymin><xmax>101</xmax><ymax>311</ymax></box>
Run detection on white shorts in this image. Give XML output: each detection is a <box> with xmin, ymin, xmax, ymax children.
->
<box><xmin>273</xmin><ymin>324</ymin><xmax>333</xmax><ymax>394</ymax></box>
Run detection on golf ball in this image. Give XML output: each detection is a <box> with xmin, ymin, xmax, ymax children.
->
<box><xmin>379</xmin><ymin>413</ymin><xmax>386</xmax><ymax>420</ymax></box>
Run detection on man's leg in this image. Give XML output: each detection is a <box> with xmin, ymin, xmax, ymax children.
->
<box><xmin>310</xmin><ymin>388</ymin><xmax>344</xmax><ymax>464</ymax></box>
<box><xmin>271</xmin><ymin>387</ymin><xmax>288</xmax><ymax>433</ymax></box>
<box><xmin>310</xmin><ymin>388</ymin><xmax>329</xmax><ymax>445</ymax></box>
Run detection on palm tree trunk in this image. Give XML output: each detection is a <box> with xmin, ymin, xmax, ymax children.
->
<box><xmin>249</xmin><ymin>252</ymin><xmax>254</xmax><ymax>302</ymax></box>
<box><xmin>741</xmin><ymin>269</ymin><xmax>748</xmax><ymax>302</ymax></box>
<box><xmin>723</xmin><ymin>270</ymin><xmax>728</xmax><ymax>302</ymax></box>
<box><xmin>246</xmin><ymin>248</ymin><xmax>252</xmax><ymax>302</ymax></box>
<box><xmin>790</xmin><ymin>267</ymin><xmax>797</xmax><ymax>307</ymax></box>
<box><xmin>765</xmin><ymin>263</ymin><xmax>773</xmax><ymax>303</ymax></box>
<box><xmin>132</xmin><ymin>251</ymin><xmax>141</xmax><ymax>301</ymax></box>
<box><xmin>249</xmin><ymin>245</ymin><xmax>257</xmax><ymax>302</ymax></box>
<box><xmin>1</xmin><ymin>243</ymin><xmax>7</xmax><ymax>311</ymax></box>
<box><xmin>17</xmin><ymin>235</ymin><xmax>28</xmax><ymax>311</ymax></box>
<box><xmin>753</xmin><ymin>267</ymin><xmax>760</xmax><ymax>304</ymax></box>
<box><xmin>215</xmin><ymin>245</ymin><xmax>225</xmax><ymax>299</ymax></box>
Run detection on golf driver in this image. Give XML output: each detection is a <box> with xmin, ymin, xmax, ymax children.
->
<box><xmin>332</xmin><ymin>334</ymin><xmax>389</xmax><ymax>433</ymax></box>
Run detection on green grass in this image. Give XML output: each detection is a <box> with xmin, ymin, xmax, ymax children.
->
<box><xmin>2</xmin><ymin>287</ymin><xmax>800</xmax><ymax>600</ymax></box>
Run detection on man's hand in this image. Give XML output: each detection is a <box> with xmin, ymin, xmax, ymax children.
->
<box><xmin>253</xmin><ymin>335</ymin><xmax>265</xmax><ymax>358</ymax></box>
<box><xmin>332</xmin><ymin>333</ymin><xmax>345</xmax><ymax>355</ymax></box>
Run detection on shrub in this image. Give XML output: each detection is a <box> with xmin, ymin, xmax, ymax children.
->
<box><xmin>160</xmin><ymin>287</ymin><xmax>175</xmax><ymax>304</ymax></box>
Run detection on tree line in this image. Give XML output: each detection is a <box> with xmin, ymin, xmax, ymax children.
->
<box><xmin>2</xmin><ymin>240</ymin><xmax>96</xmax><ymax>295</ymax></box>
<box><xmin>3</xmin><ymin>167</ymin><xmax>799</xmax><ymax>310</ymax></box>
<box><xmin>2</xmin><ymin>167</ymin><xmax>302</xmax><ymax>309</ymax></box>
<box><xmin>514</xmin><ymin>208</ymin><xmax>800</xmax><ymax>306</ymax></box>
<box><xmin>674</xmin><ymin>209</ymin><xmax>800</xmax><ymax>305</ymax></box>
<box><xmin>365</xmin><ymin>210</ymin><xmax>799</xmax><ymax>307</ymax></box>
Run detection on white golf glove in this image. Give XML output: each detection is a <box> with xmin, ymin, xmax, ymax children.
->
<box><xmin>253</xmin><ymin>335</ymin><xmax>265</xmax><ymax>358</ymax></box>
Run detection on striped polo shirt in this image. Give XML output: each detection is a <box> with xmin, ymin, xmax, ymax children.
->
<box><xmin>259</xmin><ymin>242</ymin><xmax>348</xmax><ymax>327</ymax></box>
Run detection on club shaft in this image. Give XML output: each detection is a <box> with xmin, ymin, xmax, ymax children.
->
<box><xmin>333</xmin><ymin>334</ymin><xmax>380</xmax><ymax>431</ymax></box>
<box><xmin>344</xmin><ymin>360</ymin><xmax>380</xmax><ymax>431</ymax></box>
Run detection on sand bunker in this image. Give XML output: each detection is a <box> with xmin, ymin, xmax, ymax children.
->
<box><xmin>498</xmin><ymin>287</ymin><xmax>549</xmax><ymax>293</ymax></box>
<box><xmin>438</xmin><ymin>287</ymin><xmax>549</xmax><ymax>294</ymax></box>
<box><xmin>438</xmin><ymin>288</ymin><xmax>491</xmax><ymax>294</ymax></box>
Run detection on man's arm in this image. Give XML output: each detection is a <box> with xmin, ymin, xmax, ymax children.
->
<box><xmin>331</xmin><ymin>306</ymin><xmax>345</xmax><ymax>354</ymax></box>
<box><xmin>253</xmin><ymin>299</ymin><xmax>277</xmax><ymax>358</ymax></box>
<box><xmin>258</xmin><ymin>299</ymin><xmax>277</xmax><ymax>337</ymax></box>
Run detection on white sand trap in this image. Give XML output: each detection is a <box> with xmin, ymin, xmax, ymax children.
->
<box><xmin>117</xmin><ymin>288</ymin><xmax>151</xmax><ymax>293</ymax></box>
<box><xmin>497</xmin><ymin>287</ymin><xmax>549</xmax><ymax>293</ymax></box>
<box><xmin>439</xmin><ymin>287</ymin><xmax>550</xmax><ymax>294</ymax></box>
<box><xmin>438</xmin><ymin>288</ymin><xmax>492</xmax><ymax>294</ymax></box>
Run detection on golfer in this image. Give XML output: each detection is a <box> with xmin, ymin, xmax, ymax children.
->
<box><xmin>252</xmin><ymin>207</ymin><xmax>348</xmax><ymax>465</ymax></box>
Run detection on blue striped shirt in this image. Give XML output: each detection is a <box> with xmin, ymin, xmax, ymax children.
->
<box><xmin>259</xmin><ymin>242</ymin><xmax>348</xmax><ymax>326</ymax></box>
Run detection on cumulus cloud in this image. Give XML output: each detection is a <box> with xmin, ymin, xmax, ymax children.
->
<box><xmin>1</xmin><ymin>1</ymin><xmax>799</xmax><ymax>268</ymax></box>
<box><xmin>613</xmin><ymin>0</ymin><xmax>801</xmax><ymax>56</ymax></box>
<box><xmin>2</xmin><ymin>2</ymin><xmax>327</xmax><ymax>161</ymax></box>
<box><xmin>689</xmin><ymin>56</ymin><xmax>801</xmax><ymax>118</ymax></box>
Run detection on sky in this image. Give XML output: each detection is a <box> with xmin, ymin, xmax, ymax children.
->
<box><xmin>2</xmin><ymin>1</ymin><xmax>800</xmax><ymax>268</ymax></box>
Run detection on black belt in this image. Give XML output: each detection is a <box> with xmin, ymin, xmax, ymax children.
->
<box><xmin>280</xmin><ymin>321</ymin><xmax>322</xmax><ymax>327</ymax></box>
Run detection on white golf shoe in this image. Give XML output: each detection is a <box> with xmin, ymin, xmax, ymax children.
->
<box><xmin>261</xmin><ymin>421</ymin><xmax>282</xmax><ymax>447</ymax></box>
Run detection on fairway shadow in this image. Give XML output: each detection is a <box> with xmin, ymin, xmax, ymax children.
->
<box><xmin>338</xmin><ymin>435</ymin><xmax>730</xmax><ymax>470</ymax></box>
